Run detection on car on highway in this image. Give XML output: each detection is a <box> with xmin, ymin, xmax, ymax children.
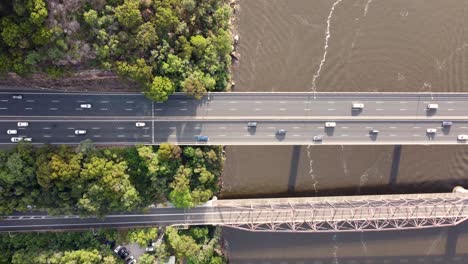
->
<box><xmin>195</xmin><ymin>135</ymin><xmax>209</xmax><ymax>142</ymax></box>
<box><xmin>276</xmin><ymin>129</ymin><xmax>287</xmax><ymax>136</ymax></box>
<box><xmin>325</xmin><ymin>122</ymin><xmax>336</xmax><ymax>128</ymax></box>
<box><xmin>135</xmin><ymin>122</ymin><xmax>146</xmax><ymax>127</ymax></box>
<box><xmin>442</xmin><ymin>121</ymin><xmax>453</xmax><ymax>127</ymax></box>
<box><xmin>313</xmin><ymin>135</ymin><xmax>323</xmax><ymax>141</ymax></box>
<box><xmin>352</xmin><ymin>103</ymin><xmax>364</xmax><ymax>109</ymax></box>
<box><xmin>7</xmin><ymin>129</ymin><xmax>17</xmax><ymax>135</ymax></box>
<box><xmin>12</xmin><ymin>94</ymin><xmax>23</xmax><ymax>99</ymax></box>
<box><xmin>427</xmin><ymin>103</ymin><xmax>438</xmax><ymax>110</ymax></box>
<box><xmin>11</xmin><ymin>137</ymin><xmax>32</xmax><ymax>143</ymax></box>
<box><xmin>458</xmin><ymin>135</ymin><xmax>468</xmax><ymax>141</ymax></box>
<box><xmin>80</xmin><ymin>104</ymin><xmax>92</xmax><ymax>109</ymax></box>
<box><xmin>369</xmin><ymin>129</ymin><xmax>379</xmax><ymax>134</ymax></box>
<box><xmin>74</xmin><ymin>130</ymin><xmax>87</xmax><ymax>135</ymax></box>
<box><xmin>426</xmin><ymin>128</ymin><xmax>437</xmax><ymax>134</ymax></box>
<box><xmin>17</xmin><ymin>122</ymin><xmax>28</xmax><ymax>127</ymax></box>
<box><xmin>247</xmin><ymin>122</ymin><xmax>257</xmax><ymax>128</ymax></box>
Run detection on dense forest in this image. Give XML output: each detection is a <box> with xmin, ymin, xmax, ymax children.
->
<box><xmin>0</xmin><ymin>226</ymin><xmax>226</xmax><ymax>263</ymax></box>
<box><xmin>0</xmin><ymin>141</ymin><xmax>224</xmax><ymax>215</ymax></box>
<box><xmin>0</xmin><ymin>0</ymin><xmax>233</xmax><ymax>100</ymax></box>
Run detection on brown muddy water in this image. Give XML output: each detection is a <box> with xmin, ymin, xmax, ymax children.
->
<box><xmin>222</xmin><ymin>0</ymin><xmax>468</xmax><ymax>263</ymax></box>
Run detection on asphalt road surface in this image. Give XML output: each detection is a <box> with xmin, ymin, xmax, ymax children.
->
<box><xmin>3</xmin><ymin>91</ymin><xmax>468</xmax><ymax>145</ymax></box>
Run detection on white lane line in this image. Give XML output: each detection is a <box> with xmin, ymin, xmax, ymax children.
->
<box><xmin>25</xmin><ymin>108</ymin><xmax>32</xmax><ymax>110</ymax></box>
<box><xmin>293</xmin><ymin>127</ymin><xmax>300</xmax><ymax>129</ymax></box>
<box><xmin>0</xmin><ymin>99</ymin><xmax>8</xmax><ymax>102</ymax></box>
<box><xmin>341</xmin><ymin>134</ymin><xmax>348</xmax><ymax>137</ymax></box>
<box><xmin>117</xmin><ymin>135</ymin><xmax>125</xmax><ymax>138</ymax></box>
<box><xmin>206</xmin><ymin>109</ymin><xmax>213</xmax><ymax>111</ymax></box>
<box><xmin>142</xmin><ymin>127</ymin><xmax>150</xmax><ymax>130</ymax></box>
<box><xmin>328</xmin><ymin>108</ymin><xmax>335</xmax><ymax>111</ymax></box>
<box><xmin>91</xmin><ymin>127</ymin><xmax>100</xmax><ymax>130</ymax></box>
<box><xmin>43</xmin><ymin>135</ymin><xmax>51</xmax><ymax>138</ymax></box>
<box><xmin>67</xmin><ymin>135</ymin><xmax>76</xmax><ymax>138</ymax></box>
<box><xmin>413</xmin><ymin>127</ymin><xmax>421</xmax><ymax>129</ymax></box>
<box><xmin>390</xmin><ymin>127</ymin><xmax>397</xmax><ymax>129</ymax></box>
<box><xmin>100</xmin><ymin>101</ymin><xmax>109</xmax><ymax>103</ymax></box>
<box><xmin>229</xmin><ymin>101</ymin><xmax>237</xmax><ymax>104</ymax></box>
<box><xmin>179</xmin><ymin>101</ymin><xmax>187</xmax><ymax>104</ymax></box>
<box><xmin>328</xmin><ymin>101</ymin><xmax>335</xmax><ymax>104</ymax></box>
<box><xmin>279</xmin><ymin>108</ymin><xmax>287</xmax><ymax>111</ymax></box>
<box><xmin>317</xmin><ymin>126</ymin><xmax>324</xmax><ymax>129</ymax></box>
<box><xmin>341</xmin><ymin>127</ymin><xmax>349</xmax><ymax>129</ymax></box>
<box><xmin>77</xmin><ymin>100</ymin><xmax>86</xmax><ymax>103</ymax></box>
<box><xmin>390</xmin><ymin>134</ymin><xmax>396</xmax><ymax>137</ymax></box>
<box><xmin>125</xmin><ymin>108</ymin><xmax>133</xmax><ymax>111</ymax></box>
<box><xmin>447</xmin><ymin>102</ymin><xmax>454</xmax><ymax>104</ymax></box>
<box><xmin>413</xmin><ymin>134</ymin><xmax>420</xmax><ymax>137</ymax></box>
<box><xmin>67</xmin><ymin>127</ymin><xmax>75</xmax><ymax>130</ymax></box>
<box><xmin>255</xmin><ymin>109</ymin><xmax>262</xmax><ymax>111</ymax></box>
<box><xmin>219</xmin><ymin>135</ymin><xmax>226</xmax><ymax>137</ymax></box>
<box><xmin>267</xmin><ymin>135</ymin><xmax>275</xmax><ymax>137</ymax></box>
<box><xmin>293</xmin><ymin>134</ymin><xmax>301</xmax><ymax>137</ymax></box>
<box><xmin>0</xmin><ymin>108</ymin><xmax>7</xmax><ymax>110</ymax></box>
<box><xmin>26</xmin><ymin>100</ymin><xmax>35</xmax><ymax>102</ymax></box>
<box><xmin>376</xmin><ymin>101</ymin><xmax>384</xmax><ymax>104</ymax></box>
<box><xmin>117</xmin><ymin>127</ymin><xmax>125</xmax><ymax>130</ymax></box>
<box><xmin>169</xmin><ymin>127</ymin><xmax>176</xmax><ymax>129</ymax></box>
<box><xmin>365</xmin><ymin>126</ymin><xmax>373</xmax><ymax>129</ymax></box>
<box><xmin>155</xmin><ymin>108</ymin><xmax>163</xmax><ymax>111</ymax></box>
<box><xmin>229</xmin><ymin>108</ymin><xmax>237</xmax><ymax>111</ymax></box>
<box><xmin>142</xmin><ymin>135</ymin><xmax>150</xmax><ymax>138</ymax></box>
<box><xmin>400</xmin><ymin>101</ymin><xmax>408</xmax><ymax>104</ymax></box>
<box><xmin>448</xmin><ymin>109</ymin><xmax>454</xmax><ymax>111</ymax></box>
<box><xmin>255</xmin><ymin>101</ymin><xmax>262</xmax><ymax>104</ymax></box>
<box><xmin>400</xmin><ymin>109</ymin><xmax>406</xmax><ymax>111</ymax></box>
<box><xmin>93</xmin><ymin>135</ymin><xmax>101</xmax><ymax>138</ymax></box>
<box><xmin>279</xmin><ymin>101</ymin><xmax>286</xmax><ymax>104</ymax></box>
<box><xmin>304</xmin><ymin>108</ymin><xmax>311</xmax><ymax>111</ymax></box>
<box><xmin>243</xmin><ymin>134</ymin><xmax>251</xmax><ymax>137</ymax></box>
<box><xmin>75</xmin><ymin>108</ymin><xmax>83</xmax><ymax>110</ymax></box>
<box><xmin>194</xmin><ymin>127</ymin><xmax>201</xmax><ymax>130</ymax></box>
<box><xmin>267</xmin><ymin>127</ymin><xmax>276</xmax><ymax>129</ymax></box>
<box><xmin>219</xmin><ymin>127</ymin><xmax>226</xmax><ymax>129</ymax></box>
<box><xmin>461</xmin><ymin>127</ymin><xmax>468</xmax><ymax>129</ymax></box>
<box><xmin>125</xmin><ymin>101</ymin><xmax>134</xmax><ymax>103</ymax></box>
<box><xmin>51</xmin><ymin>100</ymin><xmax>60</xmax><ymax>103</ymax></box>
<box><xmin>42</xmin><ymin>127</ymin><xmax>51</xmax><ymax>130</ymax></box>
<box><xmin>100</xmin><ymin>108</ymin><xmax>108</xmax><ymax>111</ymax></box>
<box><xmin>376</xmin><ymin>108</ymin><xmax>383</xmax><ymax>111</ymax></box>
<box><xmin>179</xmin><ymin>108</ymin><xmax>187</xmax><ymax>111</ymax></box>
<box><xmin>50</xmin><ymin>108</ymin><xmax>58</xmax><ymax>110</ymax></box>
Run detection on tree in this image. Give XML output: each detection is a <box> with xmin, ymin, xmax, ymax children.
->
<box><xmin>145</xmin><ymin>76</ymin><xmax>175</xmax><ymax>102</ymax></box>
<box><xmin>138</xmin><ymin>254</ymin><xmax>156</xmax><ymax>264</ymax></box>
<box><xmin>59</xmin><ymin>249</ymin><xmax>103</xmax><ymax>264</ymax></box>
<box><xmin>182</xmin><ymin>71</ymin><xmax>209</xmax><ymax>99</ymax></box>
<box><xmin>115</xmin><ymin>0</ymin><xmax>143</xmax><ymax>28</ymax></box>
<box><xmin>166</xmin><ymin>227</ymin><xmax>200</xmax><ymax>259</ymax></box>
<box><xmin>127</xmin><ymin>228</ymin><xmax>158</xmax><ymax>247</ymax></box>
<box><xmin>27</xmin><ymin>0</ymin><xmax>48</xmax><ymax>26</ymax></box>
<box><xmin>136</xmin><ymin>22</ymin><xmax>158</xmax><ymax>50</ymax></box>
<box><xmin>169</xmin><ymin>166</ymin><xmax>193</xmax><ymax>208</ymax></box>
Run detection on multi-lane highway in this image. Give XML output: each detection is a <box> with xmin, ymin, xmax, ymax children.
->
<box><xmin>3</xmin><ymin>91</ymin><xmax>468</xmax><ymax>145</ymax></box>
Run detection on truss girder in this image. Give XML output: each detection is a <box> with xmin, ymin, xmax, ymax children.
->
<box><xmin>211</xmin><ymin>193</ymin><xmax>468</xmax><ymax>232</ymax></box>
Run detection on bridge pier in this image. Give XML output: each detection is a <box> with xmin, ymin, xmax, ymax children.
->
<box><xmin>453</xmin><ymin>186</ymin><xmax>468</xmax><ymax>193</ymax></box>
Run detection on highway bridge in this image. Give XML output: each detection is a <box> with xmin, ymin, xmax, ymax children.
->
<box><xmin>2</xmin><ymin>91</ymin><xmax>468</xmax><ymax>145</ymax></box>
<box><xmin>1</xmin><ymin>191</ymin><xmax>467</xmax><ymax>233</ymax></box>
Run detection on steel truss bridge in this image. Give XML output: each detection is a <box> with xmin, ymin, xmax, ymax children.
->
<box><xmin>2</xmin><ymin>189</ymin><xmax>468</xmax><ymax>233</ymax></box>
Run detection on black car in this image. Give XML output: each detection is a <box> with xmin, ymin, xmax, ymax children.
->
<box><xmin>113</xmin><ymin>246</ymin><xmax>130</xmax><ymax>259</ymax></box>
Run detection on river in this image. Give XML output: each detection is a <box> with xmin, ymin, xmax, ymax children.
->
<box><xmin>221</xmin><ymin>0</ymin><xmax>468</xmax><ymax>263</ymax></box>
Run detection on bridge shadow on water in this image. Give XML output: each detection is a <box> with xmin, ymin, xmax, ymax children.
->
<box><xmin>388</xmin><ymin>145</ymin><xmax>402</xmax><ymax>189</ymax></box>
<box><xmin>287</xmin><ymin>145</ymin><xmax>301</xmax><ymax>194</ymax></box>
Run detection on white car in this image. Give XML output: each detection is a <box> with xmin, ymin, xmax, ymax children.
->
<box><xmin>426</xmin><ymin>128</ymin><xmax>437</xmax><ymax>134</ymax></box>
<box><xmin>17</xmin><ymin>122</ymin><xmax>28</xmax><ymax>127</ymax></box>
<box><xmin>325</xmin><ymin>122</ymin><xmax>336</xmax><ymax>128</ymax></box>
<box><xmin>458</xmin><ymin>135</ymin><xmax>468</xmax><ymax>141</ymax></box>
<box><xmin>7</xmin><ymin>130</ymin><xmax>17</xmax><ymax>135</ymax></box>
<box><xmin>352</xmin><ymin>103</ymin><xmax>364</xmax><ymax>109</ymax></box>
<box><xmin>75</xmin><ymin>130</ymin><xmax>87</xmax><ymax>135</ymax></box>
<box><xmin>313</xmin><ymin>135</ymin><xmax>323</xmax><ymax>141</ymax></box>
<box><xmin>135</xmin><ymin>122</ymin><xmax>146</xmax><ymax>127</ymax></box>
<box><xmin>427</xmin><ymin>103</ymin><xmax>438</xmax><ymax>110</ymax></box>
<box><xmin>80</xmin><ymin>104</ymin><xmax>92</xmax><ymax>109</ymax></box>
<box><xmin>369</xmin><ymin>129</ymin><xmax>379</xmax><ymax>134</ymax></box>
<box><xmin>23</xmin><ymin>137</ymin><xmax>32</xmax><ymax>142</ymax></box>
<box><xmin>12</xmin><ymin>94</ymin><xmax>23</xmax><ymax>99</ymax></box>
<box><xmin>11</xmin><ymin>137</ymin><xmax>31</xmax><ymax>143</ymax></box>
